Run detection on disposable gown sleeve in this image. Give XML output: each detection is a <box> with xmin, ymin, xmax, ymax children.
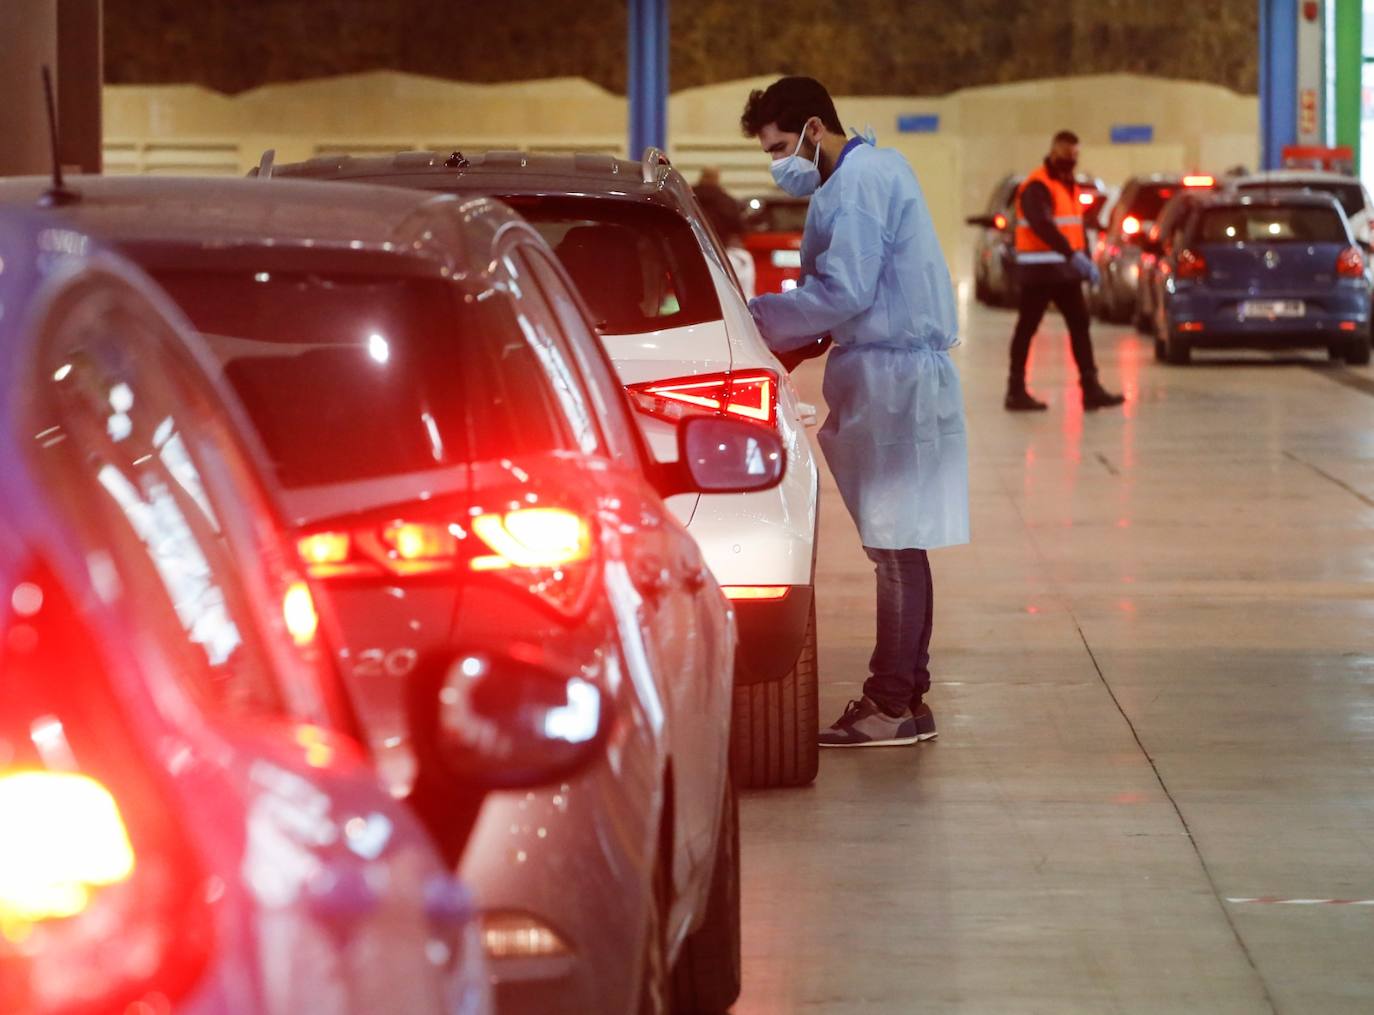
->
<box><xmin>748</xmin><ymin>199</ymin><xmax>885</xmax><ymax>350</ymax></box>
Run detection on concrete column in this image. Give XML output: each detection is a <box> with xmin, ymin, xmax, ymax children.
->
<box><xmin>0</xmin><ymin>0</ymin><xmax>60</xmax><ymax>177</ymax></box>
<box><xmin>1334</xmin><ymin>0</ymin><xmax>1362</xmax><ymax>162</ymax></box>
<box><xmin>1260</xmin><ymin>0</ymin><xmax>1299</xmax><ymax>169</ymax></box>
<box><xmin>58</xmin><ymin>0</ymin><xmax>103</xmax><ymax>174</ymax></box>
<box><xmin>628</xmin><ymin>0</ymin><xmax>669</xmax><ymax>160</ymax></box>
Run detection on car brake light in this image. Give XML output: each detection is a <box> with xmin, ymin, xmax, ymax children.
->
<box><xmin>298</xmin><ymin>506</ymin><xmax>596</xmax><ymax>616</ymax></box>
<box><xmin>282</xmin><ymin>580</ymin><xmax>320</xmax><ymax>646</ymax></box>
<box><xmin>1</xmin><ymin>562</ymin><xmax>214</xmax><ymax>1012</ymax></box>
<box><xmin>627</xmin><ymin>370</ymin><xmax>778</xmax><ymax>429</ymax></box>
<box><xmin>1183</xmin><ymin>175</ymin><xmax>1215</xmax><ymax>188</ymax></box>
<box><xmin>1337</xmin><ymin>246</ymin><xmax>1365</xmax><ymax>278</ymax></box>
<box><xmin>993</xmin><ymin>213</ymin><xmax>1008</xmax><ymax>230</ymax></box>
<box><xmin>470</xmin><ymin>508</ymin><xmax>591</xmax><ymax>571</ymax></box>
<box><xmin>1078</xmin><ymin>192</ymin><xmax>1095</xmax><ymax>206</ymax></box>
<box><xmin>1121</xmin><ymin>215</ymin><xmax>1142</xmax><ymax>237</ymax></box>
<box><xmin>721</xmin><ymin>585</ymin><xmax>789</xmax><ymax>601</ymax></box>
<box><xmin>1177</xmin><ymin>248</ymin><xmax>1207</xmax><ymax>280</ymax></box>
<box><xmin>0</xmin><ymin>772</ymin><xmax>135</xmax><ymax>924</ymax></box>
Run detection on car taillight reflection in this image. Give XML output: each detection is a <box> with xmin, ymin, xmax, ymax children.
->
<box><xmin>626</xmin><ymin>370</ymin><xmax>778</xmax><ymax>429</ymax></box>
<box><xmin>0</xmin><ymin>771</ymin><xmax>135</xmax><ymax>924</ymax></box>
<box><xmin>282</xmin><ymin>580</ymin><xmax>320</xmax><ymax>646</ymax></box>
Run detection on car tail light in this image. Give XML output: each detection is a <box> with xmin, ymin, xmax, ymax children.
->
<box><xmin>993</xmin><ymin>213</ymin><xmax>1008</xmax><ymax>230</ymax></box>
<box><xmin>282</xmin><ymin>580</ymin><xmax>320</xmax><ymax>646</ymax></box>
<box><xmin>1</xmin><ymin>563</ymin><xmax>214</xmax><ymax>1013</ymax></box>
<box><xmin>1183</xmin><ymin>175</ymin><xmax>1215</xmax><ymax>188</ymax></box>
<box><xmin>298</xmin><ymin>506</ymin><xmax>596</xmax><ymax>616</ymax></box>
<box><xmin>1121</xmin><ymin>215</ymin><xmax>1142</xmax><ymax>237</ymax></box>
<box><xmin>1337</xmin><ymin>246</ymin><xmax>1365</xmax><ymax>278</ymax></box>
<box><xmin>1177</xmin><ymin>248</ymin><xmax>1207</xmax><ymax>281</ymax></box>
<box><xmin>721</xmin><ymin>585</ymin><xmax>789</xmax><ymax>601</ymax></box>
<box><xmin>1078</xmin><ymin>192</ymin><xmax>1095</xmax><ymax>206</ymax></box>
<box><xmin>626</xmin><ymin>370</ymin><xmax>778</xmax><ymax>429</ymax></box>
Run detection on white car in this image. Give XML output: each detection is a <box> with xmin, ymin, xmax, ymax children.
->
<box><xmin>1230</xmin><ymin>170</ymin><xmax>1373</xmax><ymax>245</ymax></box>
<box><xmin>276</xmin><ymin>148</ymin><xmax>825</xmax><ymax>788</ymax></box>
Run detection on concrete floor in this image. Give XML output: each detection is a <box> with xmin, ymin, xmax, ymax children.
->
<box><xmin>735</xmin><ymin>298</ymin><xmax>1374</xmax><ymax>1014</ymax></box>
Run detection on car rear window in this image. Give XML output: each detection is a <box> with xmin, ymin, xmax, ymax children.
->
<box><xmin>154</xmin><ymin>270</ymin><xmax>574</xmax><ymax>487</ymax></box>
<box><xmin>501</xmin><ymin>196</ymin><xmax>721</xmax><ymax>335</ymax></box>
<box><xmin>1194</xmin><ymin>205</ymin><xmax>1348</xmax><ymax>244</ymax></box>
<box><xmin>1235</xmin><ymin>181</ymin><xmax>1364</xmax><ymax>218</ymax></box>
<box><xmin>1125</xmin><ymin>183</ymin><xmax>1179</xmax><ymax>222</ymax></box>
<box><xmin>746</xmin><ymin>199</ymin><xmax>809</xmax><ymax>233</ymax></box>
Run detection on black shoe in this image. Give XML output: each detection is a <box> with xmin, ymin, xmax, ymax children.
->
<box><xmin>1082</xmin><ymin>384</ymin><xmax>1125</xmax><ymax>411</ymax></box>
<box><xmin>1005</xmin><ymin>389</ymin><xmax>1048</xmax><ymax>412</ymax></box>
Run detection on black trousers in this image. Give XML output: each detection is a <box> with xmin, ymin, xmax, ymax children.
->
<box><xmin>1008</xmin><ymin>280</ymin><xmax>1099</xmax><ymax>391</ymax></box>
<box><xmin>861</xmin><ymin>547</ymin><xmax>933</xmax><ymax>716</ymax></box>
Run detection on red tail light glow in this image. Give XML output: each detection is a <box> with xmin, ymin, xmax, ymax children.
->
<box><xmin>1336</xmin><ymin>246</ymin><xmax>1365</xmax><ymax>279</ymax></box>
<box><xmin>721</xmin><ymin>585</ymin><xmax>789</xmax><ymax>601</ymax></box>
<box><xmin>993</xmin><ymin>213</ymin><xmax>1008</xmax><ymax>230</ymax></box>
<box><xmin>627</xmin><ymin>370</ymin><xmax>778</xmax><ymax>429</ymax></box>
<box><xmin>2</xmin><ymin>563</ymin><xmax>214</xmax><ymax>1012</ymax></box>
<box><xmin>1121</xmin><ymin>216</ymin><xmax>1142</xmax><ymax>237</ymax></box>
<box><xmin>298</xmin><ymin>507</ymin><xmax>596</xmax><ymax>615</ymax></box>
<box><xmin>1078</xmin><ymin>192</ymin><xmax>1095</xmax><ymax>206</ymax></box>
<box><xmin>1183</xmin><ymin>175</ymin><xmax>1215</xmax><ymax>188</ymax></box>
<box><xmin>1177</xmin><ymin>248</ymin><xmax>1208</xmax><ymax>281</ymax></box>
<box><xmin>282</xmin><ymin>580</ymin><xmax>320</xmax><ymax>646</ymax></box>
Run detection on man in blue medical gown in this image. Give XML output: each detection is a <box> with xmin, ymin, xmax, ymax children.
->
<box><xmin>742</xmin><ymin>77</ymin><xmax>969</xmax><ymax>748</ymax></box>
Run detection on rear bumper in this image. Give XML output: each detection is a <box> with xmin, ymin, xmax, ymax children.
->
<box><xmin>733</xmin><ymin>585</ymin><xmax>813</xmax><ymax>686</ymax></box>
<box><xmin>1167</xmin><ymin>288</ymin><xmax>1370</xmax><ymax>347</ymax></box>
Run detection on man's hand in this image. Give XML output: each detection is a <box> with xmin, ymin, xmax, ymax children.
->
<box><xmin>1071</xmin><ymin>251</ymin><xmax>1100</xmax><ymax>286</ymax></box>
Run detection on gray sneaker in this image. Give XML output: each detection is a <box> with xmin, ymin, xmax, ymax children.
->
<box><xmin>819</xmin><ymin>697</ymin><xmax>919</xmax><ymax>748</ymax></box>
<box><xmin>910</xmin><ymin>701</ymin><xmax>938</xmax><ymax>741</ymax></box>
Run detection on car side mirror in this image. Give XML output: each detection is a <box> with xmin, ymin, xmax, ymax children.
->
<box><xmin>654</xmin><ymin>416</ymin><xmax>786</xmax><ymax>498</ymax></box>
<box><xmin>408</xmin><ymin>650</ymin><xmax>608</xmax><ymax>792</ymax></box>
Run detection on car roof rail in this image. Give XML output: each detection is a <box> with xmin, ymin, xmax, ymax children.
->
<box><xmin>249</xmin><ymin>149</ymin><xmax>275</xmax><ymax>179</ymax></box>
<box><xmin>641</xmin><ymin>147</ymin><xmax>672</xmax><ymax>186</ymax></box>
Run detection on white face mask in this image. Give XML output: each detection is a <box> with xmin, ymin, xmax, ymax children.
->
<box><xmin>770</xmin><ymin>120</ymin><xmax>822</xmax><ymax>198</ymax></box>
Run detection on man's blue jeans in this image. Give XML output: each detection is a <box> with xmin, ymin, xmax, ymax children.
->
<box><xmin>861</xmin><ymin>546</ymin><xmax>934</xmax><ymax>717</ymax></box>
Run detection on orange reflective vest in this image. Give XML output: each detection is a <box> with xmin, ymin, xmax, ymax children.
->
<box><xmin>1014</xmin><ymin>164</ymin><xmax>1086</xmax><ymax>265</ymax></box>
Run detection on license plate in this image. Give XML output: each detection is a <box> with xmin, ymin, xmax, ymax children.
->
<box><xmin>1239</xmin><ymin>299</ymin><xmax>1305</xmax><ymax>320</ymax></box>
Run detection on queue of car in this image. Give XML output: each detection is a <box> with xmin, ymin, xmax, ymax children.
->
<box><xmin>967</xmin><ymin>163</ymin><xmax>1374</xmax><ymax>368</ymax></box>
<box><xmin>0</xmin><ymin>149</ymin><xmax>807</xmax><ymax>1015</ymax></box>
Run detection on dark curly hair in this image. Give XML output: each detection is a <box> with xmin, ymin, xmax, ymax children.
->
<box><xmin>741</xmin><ymin>76</ymin><xmax>844</xmax><ymax>138</ymax></box>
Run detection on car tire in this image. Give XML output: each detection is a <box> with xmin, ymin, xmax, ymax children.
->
<box><xmin>1154</xmin><ymin>336</ymin><xmax>1167</xmax><ymax>362</ymax></box>
<box><xmin>730</xmin><ymin>601</ymin><xmax>819</xmax><ymax>789</ymax></box>
<box><xmin>1165</xmin><ymin>327</ymin><xmax>1192</xmax><ymax>365</ymax></box>
<box><xmin>671</xmin><ymin>781</ymin><xmax>741</xmax><ymax>1014</ymax></box>
<box><xmin>1345</xmin><ymin>335</ymin><xmax>1372</xmax><ymax>365</ymax></box>
<box><xmin>637</xmin><ymin>840</ymin><xmax>672</xmax><ymax>1015</ymax></box>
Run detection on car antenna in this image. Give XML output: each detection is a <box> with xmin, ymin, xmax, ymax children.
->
<box><xmin>37</xmin><ymin>66</ymin><xmax>79</xmax><ymax>208</ymax></box>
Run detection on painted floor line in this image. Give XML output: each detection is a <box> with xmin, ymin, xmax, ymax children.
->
<box><xmin>1227</xmin><ymin>897</ymin><xmax>1374</xmax><ymax>906</ymax></box>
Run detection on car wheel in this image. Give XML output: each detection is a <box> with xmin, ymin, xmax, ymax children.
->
<box><xmin>1165</xmin><ymin>327</ymin><xmax>1192</xmax><ymax>365</ymax></box>
<box><xmin>637</xmin><ymin>841</ymin><xmax>672</xmax><ymax>1015</ymax></box>
<box><xmin>1345</xmin><ymin>334</ymin><xmax>1372</xmax><ymax>366</ymax></box>
<box><xmin>1154</xmin><ymin>336</ymin><xmax>1167</xmax><ymax>362</ymax></box>
<box><xmin>730</xmin><ymin>601</ymin><xmax>819</xmax><ymax>789</ymax></box>
<box><xmin>671</xmin><ymin>780</ymin><xmax>741</xmax><ymax>1014</ymax></box>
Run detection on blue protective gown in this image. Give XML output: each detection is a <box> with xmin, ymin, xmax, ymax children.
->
<box><xmin>749</xmin><ymin>138</ymin><xmax>970</xmax><ymax>550</ymax></box>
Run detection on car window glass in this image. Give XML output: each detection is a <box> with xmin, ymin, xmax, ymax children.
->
<box><xmin>520</xmin><ymin>246</ymin><xmax>645</xmax><ymax>466</ymax></box>
<box><xmin>501</xmin><ymin>195</ymin><xmax>721</xmax><ymax>335</ymax></box>
<box><xmin>1237</xmin><ymin>181</ymin><xmax>1365</xmax><ymax>218</ymax></box>
<box><xmin>500</xmin><ymin>250</ymin><xmax>602</xmax><ymax>457</ymax></box>
<box><xmin>29</xmin><ymin>283</ymin><xmax>307</xmax><ymax>720</ymax></box>
<box><xmin>1197</xmin><ymin>206</ymin><xmax>1347</xmax><ymax>244</ymax></box>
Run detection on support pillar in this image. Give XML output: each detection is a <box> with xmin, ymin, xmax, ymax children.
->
<box><xmin>1334</xmin><ymin>0</ymin><xmax>1362</xmax><ymax>165</ymax></box>
<box><xmin>1260</xmin><ymin>0</ymin><xmax>1298</xmax><ymax>169</ymax></box>
<box><xmin>628</xmin><ymin>0</ymin><xmax>669</xmax><ymax>160</ymax></box>
<box><xmin>0</xmin><ymin>0</ymin><xmax>60</xmax><ymax>177</ymax></box>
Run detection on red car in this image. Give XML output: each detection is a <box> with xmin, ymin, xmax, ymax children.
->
<box><xmin>742</xmin><ymin>195</ymin><xmax>808</xmax><ymax>294</ymax></box>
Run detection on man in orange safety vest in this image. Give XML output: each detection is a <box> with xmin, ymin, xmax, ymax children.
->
<box><xmin>1005</xmin><ymin>129</ymin><xmax>1124</xmax><ymax>412</ymax></box>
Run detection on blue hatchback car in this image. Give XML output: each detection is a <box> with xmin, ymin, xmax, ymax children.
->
<box><xmin>1148</xmin><ymin>192</ymin><xmax>1372</xmax><ymax>365</ymax></box>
